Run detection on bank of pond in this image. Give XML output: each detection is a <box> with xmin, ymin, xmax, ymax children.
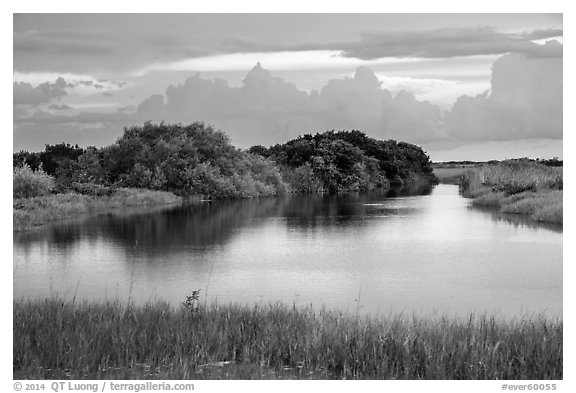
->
<box><xmin>13</xmin><ymin>135</ymin><xmax>563</xmax><ymax>380</ymax></box>
<box><xmin>13</xmin><ymin>123</ymin><xmax>440</xmax><ymax>231</ymax></box>
<box><xmin>13</xmin><ymin>188</ymin><xmax>184</xmax><ymax>232</ymax></box>
<box><xmin>13</xmin><ymin>299</ymin><xmax>562</xmax><ymax>380</ymax></box>
<box><xmin>13</xmin><ymin>123</ymin><xmax>436</xmax><ymax>200</ymax></box>
<box><xmin>458</xmin><ymin>160</ymin><xmax>562</xmax><ymax>225</ymax></box>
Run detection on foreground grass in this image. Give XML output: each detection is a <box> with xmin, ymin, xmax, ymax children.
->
<box><xmin>13</xmin><ymin>188</ymin><xmax>182</xmax><ymax>231</ymax></box>
<box><xmin>460</xmin><ymin>161</ymin><xmax>562</xmax><ymax>225</ymax></box>
<box><xmin>14</xmin><ymin>299</ymin><xmax>562</xmax><ymax>380</ymax></box>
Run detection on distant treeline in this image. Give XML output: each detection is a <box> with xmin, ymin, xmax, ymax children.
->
<box><xmin>434</xmin><ymin>157</ymin><xmax>562</xmax><ymax>168</ymax></box>
<box><xmin>14</xmin><ymin>122</ymin><xmax>436</xmax><ymax>199</ymax></box>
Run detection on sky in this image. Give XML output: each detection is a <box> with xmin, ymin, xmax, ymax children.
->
<box><xmin>13</xmin><ymin>13</ymin><xmax>563</xmax><ymax>161</ymax></box>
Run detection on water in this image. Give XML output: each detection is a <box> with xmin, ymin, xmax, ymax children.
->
<box><xmin>13</xmin><ymin>184</ymin><xmax>562</xmax><ymax>318</ymax></box>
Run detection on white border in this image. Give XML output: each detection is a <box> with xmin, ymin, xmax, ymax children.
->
<box><xmin>4</xmin><ymin>3</ymin><xmax>571</xmax><ymax>392</ymax></box>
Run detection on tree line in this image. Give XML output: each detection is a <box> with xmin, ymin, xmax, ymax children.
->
<box><xmin>14</xmin><ymin>122</ymin><xmax>436</xmax><ymax>198</ymax></box>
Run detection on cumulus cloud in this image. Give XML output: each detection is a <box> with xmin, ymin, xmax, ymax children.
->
<box><xmin>13</xmin><ymin>55</ymin><xmax>562</xmax><ymax>153</ymax></box>
<box><xmin>13</xmin><ymin>74</ymin><xmax>132</xmax><ymax>108</ymax></box>
<box><xmin>443</xmin><ymin>49</ymin><xmax>562</xmax><ymax>141</ymax></box>
<box><xmin>13</xmin><ymin>77</ymin><xmax>69</xmax><ymax>105</ymax></box>
<box><xmin>13</xmin><ymin>64</ymin><xmax>445</xmax><ymax>147</ymax></box>
<box><xmin>130</xmin><ymin>64</ymin><xmax>443</xmax><ymax>146</ymax></box>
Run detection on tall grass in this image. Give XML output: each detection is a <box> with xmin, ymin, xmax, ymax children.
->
<box><xmin>14</xmin><ymin>299</ymin><xmax>562</xmax><ymax>380</ymax></box>
<box><xmin>13</xmin><ymin>188</ymin><xmax>182</xmax><ymax>231</ymax></box>
<box><xmin>460</xmin><ymin>161</ymin><xmax>562</xmax><ymax>224</ymax></box>
<box><xmin>13</xmin><ymin>164</ymin><xmax>54</xmax><ymax>198</ymax></box>
<box><xmin>432</xmin><ymin>167</ymin><xmax>470</xmax><ymax>185</ymax></box>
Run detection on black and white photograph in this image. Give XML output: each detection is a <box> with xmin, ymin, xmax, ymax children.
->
<box><xmin>10</xmin><ymin>6</ymin><xmax>567</xmax><ymax>388</ymax></box>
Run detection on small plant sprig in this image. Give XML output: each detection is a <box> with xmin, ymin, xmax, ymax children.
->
<box><xmin>182</xmin><ymin>289</ymin><xmax>201</xmax><ymax>313</ymax></box>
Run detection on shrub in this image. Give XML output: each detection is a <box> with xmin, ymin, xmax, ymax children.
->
<box><xmin>70</xmin><ymin>182</ymin><xmax>114</xmax><ymax>197</ymax></box>
<box><xmin>251</xmin><ymin>130</ymin><xmax>435</xmax><ymax>193</ymax></box>
<box><xmin>287</xmin><ymin>163</ymin><xmax>323</xmax><ymax>193</ymax></box>
<box><xmin>13</xmin><ymin>164</ymin><xmax>55</xmax><ymax>198</ymax></box>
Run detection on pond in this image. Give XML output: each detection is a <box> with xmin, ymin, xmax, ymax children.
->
<box><xmin>13</xmin><ymin>184</ymin><xmax>562</xmax><ymax>318</ymax></box>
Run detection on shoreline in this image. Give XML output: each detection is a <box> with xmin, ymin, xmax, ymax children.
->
<box><xmin>458</xmin><ymin>162</ymin><xmax>562</xmax><ymax>225</ymax></box>
<box><xmin>12</xmin><ymin>178</ymin><xmax>437</xmax><ymax>233</ymax></box>
<box><xmin>13</xmin><ymin>298</ymin><xmax>562</xmax><ymax>380</ymax></box>
<box><xmin>13</xmin><ymin>188</ymin><xmax>184</xmax><ymax>232</ymax></box>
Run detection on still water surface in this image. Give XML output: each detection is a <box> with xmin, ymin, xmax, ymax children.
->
<box><xmin>14</xmin><ymin>184</ymin><xmax>562</xmax><ymax>318</ymax></box>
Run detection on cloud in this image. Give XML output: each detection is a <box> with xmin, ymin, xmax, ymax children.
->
<box><xmin>13</xmin><ymin>23</ymin><xmax>213</xmax><ymax>75</ymax></box>
<box><xmin>133</xmin><ymin>50</ymin><xmax>427</xmax><ymax>78</ymax></box>
<box><xmin>13</xmin><ymin>73</ymin><xmax>131</xmax><ymax>102</ymax></box>
<box><xmin>216</xmin><ymin>27</ymin><xmax>562</xmax><ymax>61</ymax></box>
<box><xmin>48</xmin><ymin>103</ymin><xmax>73</xmax><ymax>110</ymax></box>
<box><xmin>131</xmin><ymin>64</ymin><xmax>444</xmax><ymax>145</ymax></box>
<box><xmin>14</xmin><ymin>64</ymin><xmax>444</xmax><ymax>147</ymax></box>
<box><xmin>13</xmin><ymin>56</ymin><xmax>562</xmax><ymax>154</ymax></box>
<box><xmin>317</xmin><ymin>67</ymin><xmax>443</xmax><ymax>142</ymax></box>
<box><xmin>337</xmin><ymin>27</ymin><xmax>563</xmax><ymax>59</ymax></box>
<box><xmin>14</xmin><ymin>29</ymin><xmax>114</xmax><ymax>56</ymax></box>
<box><xmin>13</xmin><ymin>77</ymin><xmax>69</xmax><ymax>105</ymax></box>
<box><xmin>443</xmin><ymin>51</ymin><xmax>562</xmax><ymax>141</ymax></box>
<box><xmin>137</xmin><ymin>94</ymin><xmax>166</xmax><ymax>117</ymax></box>
<box><xmin>14</xmin><ymin>13</ymin><xmax>562</xmax><ymax>79</ymax></box>
<box><xmin>15</xmin><ymin>109</ymin><xmax>130</xmax><ymax>125</ymax></box>
<box><xmin>136</xmin><ymin>28</ymin><xmax>562</xmax><ymax>78</ymax></box>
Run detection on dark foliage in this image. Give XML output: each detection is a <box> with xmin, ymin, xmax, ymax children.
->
<box><xmin>14</xmin><ymin>124</ymin><xmax>439</xmax><ymax>198</ymax></box>
<box><xmin>14</xmin><ymin>143</ymin><xmax>86</xmax><ymax>191</ymax></box>
<box><xmin>250</xmin><ymin>130</ymin><xmax>436</xmax><ymax>193</ymax></box>
<box><xmin>21</xmin><ymin>122</ymin><xmax>287</xmax><ymax>198</ymax></box>
<box><xmin>538</xmin><ymin>157</ymin><xmax>563</xmax><ymax>167</ymax></box>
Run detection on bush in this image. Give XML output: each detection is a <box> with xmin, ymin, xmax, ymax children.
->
<box><xmin>287</xmin><ymin>163</ymin><xmax>323</xmax><ymax>193</ymax></box>
<box><xmin>13</xmin><ymin>164</ymin><xmax>55</xmax><ymax>198</ymax></box>
<box><xmin>70</xmin><ymin>182</ymin><xmax>114</xmax><ymax>197</ymax></box>
<box><xmin>250</xmin><ymin>130</ymin><xmax>435</xmax><ymax>193</ymax></box>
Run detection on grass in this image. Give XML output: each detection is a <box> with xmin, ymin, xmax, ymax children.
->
<box><xmin>13</xmin><ymin>188</ymin><xmax>182</xmax><ymax>232</ymax></box>
<box><xmin>459</xmin><ymin>161</ymin><xmax>562</xmax><ymax>225</ymax></box>
<box><xmin>14</xmin><ymin>299</ymin><xmax>562</xmax><ymax>380</ymax></box>
<box><xmin>432</xmin><ymin>166</ymin><xmax>471</xmax><ymax>185</ymax></box>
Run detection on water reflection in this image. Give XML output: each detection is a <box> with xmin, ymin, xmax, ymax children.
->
<box><xmin>469</xmin><ymin>205</ymin><xmax>563</xmax><ymax>234</ymax></box>
<box><xmin>15</xmin><ymin>198</ymin><xmax>281</xmax><ymax>254</ymax></box>
<box><xmin>15</xmin><ymin>186</ymin><xmax>433</xmax><ymax>256</ymax></box>
<box><xmin>14</xmin><ymin>184</ymin><xmax>562</xmax><ymax>318</ymax></box>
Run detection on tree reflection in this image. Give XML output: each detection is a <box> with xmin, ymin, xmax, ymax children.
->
<box><xmin>13</xmin><ymin>183</ymin><xmax>439</xmax><ymax>259</ymax></box>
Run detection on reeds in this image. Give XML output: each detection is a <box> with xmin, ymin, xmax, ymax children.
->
<box><xmin>14</xmin><ymin>299</ymin><xmax>562</xmax><ymax>380</ymax></box>
<box><xmin>13</xmin><ymin>188</ymin><xmax>182</xmax><ymax>231</ymax></box>
<box><xmin>460</xmin><ymin>161</ymin><xmax>562</xmax><ymax>224</ymax></box>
